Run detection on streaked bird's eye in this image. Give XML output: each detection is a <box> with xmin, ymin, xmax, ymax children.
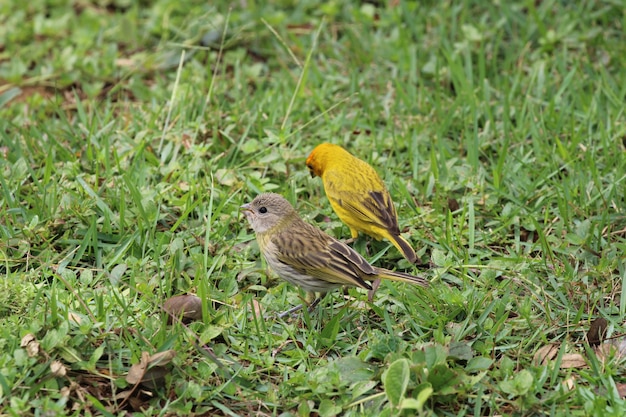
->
<box><xmin>259</xmin><ymin>207</ymin><xmax>267</xmax><ymax>214</ymax></box>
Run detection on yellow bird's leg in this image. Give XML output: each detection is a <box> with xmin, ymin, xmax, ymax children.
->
<box><xmin>341</xmin><ymin>229</ymin><xmax>359</xmax><ymax>245</ymax></box>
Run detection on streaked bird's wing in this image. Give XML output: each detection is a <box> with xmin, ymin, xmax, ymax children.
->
<box><xmin>273</xmin><ymin>220</ymin><xmax>373</xmax><ymax>290</ymax></box>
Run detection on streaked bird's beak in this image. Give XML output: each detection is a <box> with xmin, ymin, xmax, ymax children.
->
<box><xmin>240</xmin><ymin>203</ymin><xmax>252</xmax><ymax>218</ymax></box>
<box><xmin>240</xmin><ymin>204</ymin><xmax>254</xmax><ymax>225</ymax></box>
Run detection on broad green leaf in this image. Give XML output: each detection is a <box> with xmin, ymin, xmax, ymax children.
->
<box><xmin>318</xmin><ymin>399</ymin><xmax>341</xmax><ymax>417</ymax></box>
<box><xmin>199</xmin><ymin>326</ymin><xmax>224</xmax><ymax>344</ymax></box>
<box><xmin>499</xmin><ymin>369</ymin><xmax>534</xmax><ymax>397</ymax></box>
<box><xmin>449</xmin><ymin>341</ymin><xmax>473</xmax><ymax>361</ymax></box>
<box><xmin>333</xmin><ymin>356</ymin><xmax>375</xmax><ymax>385</ymax></box>
<box><xmin>428</xmin><ymin>364</ymin><xmax>460</xmax><ymax>395</ymax></box>
<box><xmin>383</xmin><ymin>358</ymin><xmax>410</xmax><ymax>406</ymax></box>
<box><xmin>465</xmin><ymin>356</ymin><xmax>494</xmax><ymax>372</ymax></box>
<box><xmin>400</xmin><ymin>384</ymin><xmax>432</xmax><ymax>411</ymax></box>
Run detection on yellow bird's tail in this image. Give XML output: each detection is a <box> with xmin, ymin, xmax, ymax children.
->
<box><xmin>388</xmin><ymin>233</ymin><xmax>418</xmax><ymax>264</ymax></box>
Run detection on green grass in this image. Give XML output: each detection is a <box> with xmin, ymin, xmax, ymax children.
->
<box><xmin>1</xmin><ymin>0</ymin><xmax>626</xmax><ymax>415</ymax></box>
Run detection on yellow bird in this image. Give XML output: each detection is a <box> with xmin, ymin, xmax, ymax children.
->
<box><xmin>241</xmin><ymin>193</ymin><xmax>428</xmax><ymax>316</ymax></box>
<box><xmin>306</xmin><ymin>143</ymin><xmax>418</xmax><ymax>263</ymax></box>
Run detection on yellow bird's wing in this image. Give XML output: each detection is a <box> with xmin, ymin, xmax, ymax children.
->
<box><xmin>324</xmin><ymin>170</ymin><xmax>401</xmax><ymax>235</ymax></box>
<box><xmin>343</xmin><ymin>190</ymin><xmax>400</xmax><ymax>233</ymax></box>
<box><xmin>272</xmin><ymin>219</ymin><xmax>375</xmax><ymax>290</ymax></box>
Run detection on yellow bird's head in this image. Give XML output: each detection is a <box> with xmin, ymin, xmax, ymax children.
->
<box><xmin>306</xmin><ymin>142</ymin><xmax>342</xmax><ymax>178</ymax></box>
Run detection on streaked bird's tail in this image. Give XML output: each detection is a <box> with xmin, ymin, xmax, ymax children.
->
<box><xmin>375</xmin><ymin>268</ymin><xmax>428</xmax><ymax>287</ymax></box>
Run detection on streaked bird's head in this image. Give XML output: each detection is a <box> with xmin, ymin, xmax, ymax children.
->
<box><xmin>241</xmin><ymin>193</ymin><xmax>298</xmax><ymax>233</ymax></box>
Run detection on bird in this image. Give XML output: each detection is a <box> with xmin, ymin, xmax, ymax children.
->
<box><xmin>241</xmin><ymin>193</ymin><xmax>428</xmax><ymax>317</ymax></box>
<box><xmin>305</xmin><ymin>143</ymin><xmax>418</xmax><ymax>263</ymax></box>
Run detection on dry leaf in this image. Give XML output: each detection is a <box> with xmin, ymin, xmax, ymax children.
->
<box><xmin>21</xmin><ymin>334</ymin><xmax>40</xmax><ymax>357</ymax></box>
<box><xmin>126</xmin><ymin>351</ymin><xmax>150</xmax><ymax>385</ymax></box>
<box><xmin>596</xmin><ymin>344</ymin><xmax>613</xmax><ymax>361</ymax></box>
<box><xmin>596</xmin><ymin>341</ymin><xmax>623</xmax><ymax>361</ymax></box>
<box><xmin>163</xmin><ymin>294</ymin><xmax>203</xmax><ymax>323</ymax></box>
<box><xmin>20</xmin><ymin>333</ymin><xmax>36</xmax><ymax>347</ymax></box>
<box><xmin>560</xmin><ymin>353</ymin><xmax>587</xmax><ymax>369</ymax></box>
<box><xmin>587</xmin><ymin>318</ymin><xmax>608</xmax><ymax>346</ymax></box>
<box><xmin>251</xmin><ymin>299</ymin><xmax>263</xmax><ymax>317</ymax></box>
<box><xmin>129</xmin><ymin>391</ymin><xmax>153</xmax><ymax>411</ymax></box>
<box><xmin>113</xmin><ymin>389</ymin><xmax>134</xmax><ymax>401</ymax></box>
<box><xmin>126</xmin><ymin>350</ymin><xmax>176</xmax><ymax>387</ymax></box>
<box><xmin>139</xmin><ymin>367</ymin><xmax>170</xmax><ymax>390</ymax></box>
<box><xmin>115</xmin><ymin>58</ymin><xmax>137</xmax><ymax>67</ymax></box>
<box><xmin>533</xmin><ymin>344</ymin><xmax>559</xmax><ymax>366</ymax></box>
<box><xmin>562</xmin><ymin>376</ymin><xmax>576</xmax><ymax>391</ymax></box>
<box><xmin>68</xmin><ymin>312</ymin><xmax>82</xmax><ymax>325</ymax></box>
<box><xmin>533</xmin><ymin>345</ymin><xmax>586</xmax><ymax>369</ymax></box>
<box><xmin>146</xmin><ymin>350</ymin><xmax>176</xmax><ymax>367</ymax></box>
<box><xmin>596</xmin><ymin>341</ymin><xmax>626</xmax><ymax>362</ymax></box>
<box><xmin>608</xmin><ymin>338</ymin><xmax>626</xmax><ymax>358</ymax></box>
<box><xmin>616</xmin><ymin>383</ymin><xmax>626</xmax><ymax>398</ymax></box>
<box><xmin>50</xmin><ymin>360</ymin><xmax>67</xmax><ymax>377</ymax></box>
<box><xmin>215</xmin><ymin>168</ymin><xmax>238</xmax><ymax>186</ymax></box>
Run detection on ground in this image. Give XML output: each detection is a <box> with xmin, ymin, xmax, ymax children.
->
<box><xmin>1</xmin><ymin>0</ymin><xmax>626</xmax><ymax>415</ymax></box>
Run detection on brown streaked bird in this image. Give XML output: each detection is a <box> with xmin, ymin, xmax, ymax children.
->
<box><xmin>305</xmin><ymin>142</ymin><xmax>418</xmax><ymax>263</ymax></box>
<box><xmin>241</xmin><ymin>193</ymin><xmax>428</xmax><ymax>316</ymax></box>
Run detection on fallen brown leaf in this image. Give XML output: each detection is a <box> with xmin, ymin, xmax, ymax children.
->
<box><xmin>587</xmin><ymin>317</ymin><xmax>608</xmax><ymax>346</ymax></box>
<box><xmin>21</xmin><ymin>334</ymin><xmax>40</xmax><ymax>357</ymax></box>
<box><xmin>562</xmin><ymin>376</ymin><xmax>576</xmax><ymax>391</ymax></box>
<box><xmin>140</xmin><ymin>367</ymin><xmax>170</xmax><ymax>390</ymax></box>
<box><xmin>68</xmin><ymin>312</ymin><xmax>82</xmax><ymax>325</ymax></box>
<box><xmin>533</xmin><ymin>344</ymin><xmax>586</xmax><ymax>369</ymax></box>
<box><xmin>560</xmin><ymin>353</ymin><xmax>587</xmax><ymax>369</ymax></box>
<box><xmin>608</xmin><ymin>338</ymin><xmax>626</xmax><ymax>358</ymax></box>
<box><xmin>596</xmin><ymin>341</ymin><xmax>626</xmax><ymax>362</ymax></box>
<box><xmin>146</xmin><ymin>350</ymin><xmax>176</xmax><ymax>367</ymax></box>
<box><xmin>251</xmin><ymin>299</ymin><xmax>263</xmax><ymax>317</ymax></box>
<box><xmin>163</xmin><ymin>294</ymin><xmax>203</xmax><ymax>323</ymax></box>
<box><xmin>113</xmin><ymin>389</ymin><xmax>134</xmax><ymax>401</ymax></box>
<box><xmin>126</xmin><ymin>350</ymin><xmax>176</xmax><ymax>386</ymax></box>
<box><xmin>533</xmin><ymin>344</ymin><xmax>559</xmax><ymax>366</ymax></box>
<box><xmin>126</xmin><ymin>352</ymin><xmax>149</xmax><ymax>385</ymax></box>
<box><xmin>20</xmin><ymin>333</ymin><xmax>36</xmax><ymax>347</ymax></box>
<box><xmin>50</xmin><ymin>360</ymin><xmax>67</xmax><ymax>377</ymax></box>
